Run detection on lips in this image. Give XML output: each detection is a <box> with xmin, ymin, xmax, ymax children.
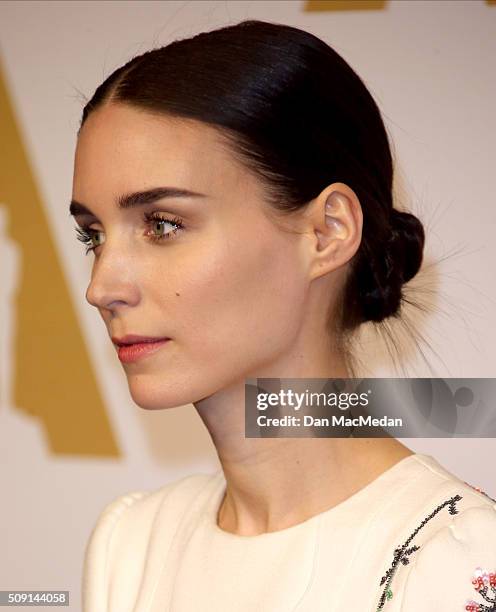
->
<box><xmin>114</xmin><ymin>338</ymin><xmax>170</xmax><ymax>363</ymax></box>
<box><xmin>111</xmin><ymin>334</ymin><xmax>170</xmax><ymax>347</ymax></box>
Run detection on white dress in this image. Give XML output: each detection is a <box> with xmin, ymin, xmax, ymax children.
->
<box><xmin>82</xmin><ymin>453</ymin><xmax>496</xmax><ymax>612</ymax></box>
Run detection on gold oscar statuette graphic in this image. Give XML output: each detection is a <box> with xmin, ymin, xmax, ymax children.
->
<box><xmin>304</xmin><ymin>0</ymin><xmax>387</xmax><ymax>10</ymax></box>
<box><xmin>0</xmin><ymin>58</ymin><xmax>119</xmax><ymax>457</ymax></box>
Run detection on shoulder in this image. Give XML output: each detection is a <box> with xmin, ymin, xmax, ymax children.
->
<box><xmin>82</xmin><ymin>471</ymin><xmax>219</xmax><ymax>612</ymax></box>
<box><xmin>377</xmin><ymin>457</ymin><xmax>496</xmax><ymax>611</ymax></box>
<box><xmin>84</xmin><ymin>470</ymin><xmax>215</xmax><ymax>545</ymax></box>
<box><xmin>399</xmin><ymin>501</ymin><xmax>496</xmax><ymax>611</ymax></box>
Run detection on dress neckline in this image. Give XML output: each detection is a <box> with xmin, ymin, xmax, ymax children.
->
<box><xmin>203</xmin><ymin>452</ymin><xmax>433</xmax><ymax>541</ymax></box>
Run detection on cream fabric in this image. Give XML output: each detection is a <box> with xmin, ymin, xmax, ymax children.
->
<box><xmin>82</xmin><ymin>454</ymin><xmax>496</xmax><ymax>612</ymax></box>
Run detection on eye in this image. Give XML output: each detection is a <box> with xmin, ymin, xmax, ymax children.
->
<box><xmin>73</xmin><ymin>212</ymin><xmax>185</xmax><ymax>256</ymax></box>
<box><xmin>74</xmin><ymin>225</ymin><xmax>105</xmax><ymax>256</ymax></box>
<box><xmin>143</xmin><ymin>212</ymin><xmax>184</xmax><ymax>243</ymax></box>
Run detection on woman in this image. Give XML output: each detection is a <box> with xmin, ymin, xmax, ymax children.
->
<box><xmin>73</xmin><ymin>20</ymin><xmax>496</xmax><ymax>612</ymax></box>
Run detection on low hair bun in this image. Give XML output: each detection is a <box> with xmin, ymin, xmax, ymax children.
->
<box><xmin>389</xmin><ymin>209</ymin><xmax>425</xmax><ymax>284</ymax></box>
<box><xmin>356</xmin><ymin>209</ymin><xmax>425</xmax><ymax>325</ymax></box>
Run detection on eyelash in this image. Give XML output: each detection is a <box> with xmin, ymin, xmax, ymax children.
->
<box><xmin>74</xmin><ymin>212</ymin><xmax>185</xmax><ymax>256</ymax></box>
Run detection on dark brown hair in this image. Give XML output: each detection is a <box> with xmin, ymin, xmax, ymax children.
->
<box><xmin>78</xmin><ymin>19</ymin><xmax>426</xmax><ymax>370</ymax></box>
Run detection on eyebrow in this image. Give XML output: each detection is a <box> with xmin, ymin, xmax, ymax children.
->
<box><xmin>69</xmin><ymin>186</ymin><xmax>207</xmax><ymax>217</ymax></box>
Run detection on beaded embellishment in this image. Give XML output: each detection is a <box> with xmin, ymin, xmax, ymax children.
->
<box><xmin>465</xmin><ymin>567</ymin><xmax>496</xmax><ymax>611</ymax></box>
<box><xmin>376</xmin><ymin>494</ymin><xmax>462</xmax><ymax>611</ymax></box>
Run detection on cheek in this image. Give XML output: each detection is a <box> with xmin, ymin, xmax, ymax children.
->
<box><xmin>124</xmin><ymin>225</ymin><xmax>308</xmax><ymax>409</ymax></box>
<box><xmin>167</xmin><ymin>228</ymin><xmax>307</xmax><ymax>365</ymax></box>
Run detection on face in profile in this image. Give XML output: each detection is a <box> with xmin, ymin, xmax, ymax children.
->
<box><xmin>71</xmin><ymin>103</ymin><xmax>314</xmax><ymax>410</ymax></box>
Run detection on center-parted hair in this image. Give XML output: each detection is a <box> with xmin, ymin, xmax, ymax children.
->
<box><xmin>79</xmin><ymin>19</ymin><xmax>425</xmax><ymax>337</ymax></box>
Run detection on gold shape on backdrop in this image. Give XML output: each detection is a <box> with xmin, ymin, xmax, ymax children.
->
<box><xmin>0</xmin><ymin>58</ymin><xmax>119</xmax><ymax>457</ymax></box>
<box><xmin>304</xmin><ymin>0</ymin><xmax>387</xmax><ymax>10</ymax></box>
<box><xmin>486</xmin><ymin>0</ymin><xmax>496</xmax><ymax>5</ymax></box>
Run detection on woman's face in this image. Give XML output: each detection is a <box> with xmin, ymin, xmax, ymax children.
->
<box><xmin>71</xmin><ymin>103</ymin><xmax>312</xmax><ymax>409</ymax></box>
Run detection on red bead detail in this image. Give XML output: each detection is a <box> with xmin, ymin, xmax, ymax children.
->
<box><xmin>472</xmin><ymin>576</ymin><xmax>484</xmax><ymax>590</ymax></box>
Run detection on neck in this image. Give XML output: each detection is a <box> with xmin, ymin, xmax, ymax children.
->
<box><xmin>194</xmin><ymin>354</ymin><xmax>412</xmax><ymax>536</ymax></box>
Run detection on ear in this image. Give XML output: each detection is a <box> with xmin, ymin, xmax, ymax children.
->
<box><xmin>305</xmin><ymin>182</ymin><xmax>363</xmax><ymax>282</ymax></box>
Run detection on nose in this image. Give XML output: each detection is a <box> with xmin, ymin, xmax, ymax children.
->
<box><xmin>85</xmin><ymin>253</ymin><xmax>140</xmax><ymax>312</ymax></box>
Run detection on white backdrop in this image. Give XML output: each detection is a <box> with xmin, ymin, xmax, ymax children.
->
<box><xmin>0</xmin><ymin>1</ymin><xmax>495</xmax><ymax>610</ymax></box>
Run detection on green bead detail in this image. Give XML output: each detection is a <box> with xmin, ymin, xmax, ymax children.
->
<box><xmin>385</xmin><ymin>588</ymin><xmax>393</xmax><ymax>600</ymax></box>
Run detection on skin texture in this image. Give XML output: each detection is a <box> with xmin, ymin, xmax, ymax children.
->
<box><xmin>72</xmin><ymin>103</ymin><xmax>413</xmax><ymax>536</ymax></box>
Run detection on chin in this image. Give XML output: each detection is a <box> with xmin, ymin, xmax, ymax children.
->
<box><xmin>126</xmin><ymin>378</ymin><xmax>191</xmax><ymax>411</ymax></box>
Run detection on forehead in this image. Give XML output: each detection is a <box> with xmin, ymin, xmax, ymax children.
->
<box><xmin>73</xmin><ymin>103</ymin><xmax>255</xmax><ymax>201</ymax></box>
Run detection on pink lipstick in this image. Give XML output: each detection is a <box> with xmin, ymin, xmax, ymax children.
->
<box><xmin>112</xmin><ymin>335</ymin><xmax>171</xmax><ymax>364</ymax></box>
